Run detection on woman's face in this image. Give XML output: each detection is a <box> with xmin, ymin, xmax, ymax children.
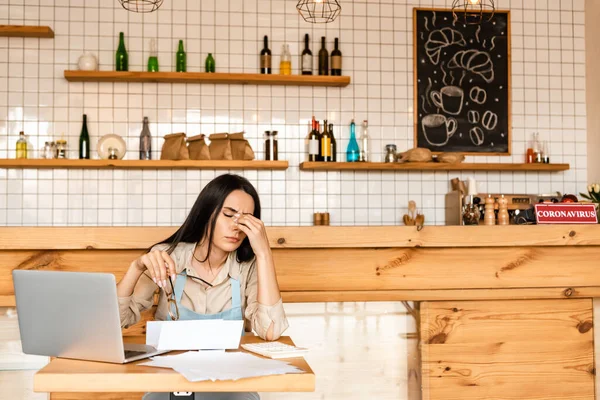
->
<box><xmin>211</xmin><ymin>189</ymin><xmax>255</xmax><ymax>253</ymax></box>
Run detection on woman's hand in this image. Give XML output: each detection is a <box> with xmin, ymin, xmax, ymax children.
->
<box><xmin>132</xmin><ymin>250</ymin><xmax>176</xmax><ymax>289</ymax></box>
<box><xmin>235</xmin><ymin>214</ymin><xmax>271</xmax><ymax>258</ymax></box>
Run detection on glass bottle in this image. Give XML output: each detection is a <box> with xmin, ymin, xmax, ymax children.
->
<box><xmin>78</xmin><ymin>114</ymin><xmax>90</xmax><ymax>159</ymax></box>
<box><xmin>176</xmin><ymin>40</ymin><xmax>186</xmax><ymax>72</ymax></box>
<box><xmin>301</xmin><ymin>33</ymin><xmax>312</xmax><ymax>75</ymax></box>
<box><xmin>359</xmin><ymin>120</ymin><xmax>371</xmax><ymax>162</ymax></box>
<box><xmin>328</xmin><ymin>123</ymin><xmax>337</xmax><ymax>162</ymax></box>
<box><xmin>346</xmin><ymin>119</ymin><xmax>360</xmax><ymax>162</ymax></box>
<box><xmin>264</xmin><ymin>131</ymin><xmax>278</xmax><ymax>161</ymax></box>
<box><xmin>542</xmin><ymin>141</ymin><xmax>550</xmax><ymax>163</ymax></box>
<box><xmin>139</xmin><ymin>117</ymin><xmax>152</xmax><ymax>160</ymax></box>
<box><xmin>280</xmin><ymin>44</ymin><xmax>291</xmax><ymax>75</ymax></box>
<box><xmin>43</xmin><ymin>141</ymin><xmax>55</xmax><ymax>159</ymax></box>
<box><xmin>147</xmin><ymin>38</ymin><xmax>159</xmax><ymax>72</ymax></box>
<box><xmin>533</xmin><ymin>132</ymin><xmax>542</xmax><ymax>163</ymax></box>
<box><xmin>115</xmin><ymin>32</ymin><xmax>128</xmax><ymax>71</ymax></box>
<box><xmin>16</xmin><ymin>131</ymin><xmax>28</xmax><ymax>159</ymax></box>
<box><xmin>330</xmin><ymin>38</ymin><xmax>342</xmax><ymax>76</ymax></box>
<box><xmin>318</xmin><ymin>36</ymin><xmax>329</xmax><ymax>76</ymax></box>
<box><xmin>525</xmin><ymin>136</ymin><xmax>534</xmax><ymax>164</ymax></box>
<box><xmin>205</xmin><ymin>53</ymin><xmax>215</xmax><ymax>73</ymax></box>
<box><xmin>260</xmin><ymin>35</ymin><xmax>271</xmax><ymax>74</ymax></box>
<box><xmin>307</xmin><ymin>116</ymin><xmax>321</xmax><ymax>162</ymax></box>
<box><xmin>321</xmin><ymin>120</ymin><xmax>333</xmax><ymax>162</ymax></box>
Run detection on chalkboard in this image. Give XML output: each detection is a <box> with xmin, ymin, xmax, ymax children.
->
<box><xmin>413</xmin><ymin>8</ymin><xmax>511</xmax><ymax>155</ymax></box>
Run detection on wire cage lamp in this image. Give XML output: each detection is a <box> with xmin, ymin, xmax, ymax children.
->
<box><xmin>452</xmin><ymin>0</ymin><xmax>495</xmax><ymax>25</ymax></box>
<box><xmin>118</xmin><ymin>0</ymin><xmax>164</xmax><ymax>13</ymax></box>
<box><xmin>296</xmin><ymin>0</ymin><xmax>341</xmax><ymax>24</ymax></box>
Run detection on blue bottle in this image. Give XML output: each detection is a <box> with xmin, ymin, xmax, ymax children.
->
<box><xmin>346</xmin><ymin>119</ymin><xmax>360</xmax><ymax>162</ymax></box>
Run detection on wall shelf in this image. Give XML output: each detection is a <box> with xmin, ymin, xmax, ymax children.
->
<box><xmin>64</xmin><ymin>70</ymin><xmax>351</xmax><ymax>87</ymax></box>
<box><xmin>0</xmin><ymin>25</ymin><xmax>54</xmax><ymax>38</ymax></box>
<box><xmin>0</xmin><ymin>159</ymin><xmax>288</xmax><ymax>170</ymax></box>
<box><xmin>299</xmin><ymin>162</ymin><xmax>570</xmax><ymax>172</ymax></box>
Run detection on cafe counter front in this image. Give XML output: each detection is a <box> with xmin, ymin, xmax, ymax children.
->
<box><xmin>1</xmin><ymin>225</ymin><xmax>599</xmax><ymax>400</ymax></box>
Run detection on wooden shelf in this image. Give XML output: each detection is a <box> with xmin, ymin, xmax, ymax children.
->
<box><xmin>0</xmin><ymin>25</ymin><xmax>54</xmax><ymax>38</ymax></box>
<box><xmin>63</xmin><ymin>70</ymin><xmax>350</xmax><ymax>87</ymax></box>
<box><xmin>299</xmin><ymin>162</ymin><xmax>570</xmax><ymax>172</ymax></box>
<box><xmin>0</xmin><ymin>159</ymin><xmax>288</xmax><ymax>170</ymax></box>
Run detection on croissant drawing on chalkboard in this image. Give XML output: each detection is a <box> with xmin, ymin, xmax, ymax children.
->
<box><xmin>425</xmin><ymin>28</ymin><xmax>466</xmax><ymax>65</ymax></box>
<box><xmin>448</xmin><ymin>50</ymin><xmax>495</xmax><ymax>83</ymax></box>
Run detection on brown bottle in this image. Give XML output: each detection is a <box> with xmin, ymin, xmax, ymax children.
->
<box><xmin>321</xmin><ymin>120</ymin><xmax>333</xmax><ymax>162</ymax></box>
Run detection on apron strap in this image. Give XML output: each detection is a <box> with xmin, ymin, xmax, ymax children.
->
<box><xmin>230</xmin><ymin>277</ymin><xmax>242</xmax><ymax>309</ymax></box>
<box><xmin>174</xmin><ymin>270</ymin><xmax>187</xmax><ymax>303</ymax></box>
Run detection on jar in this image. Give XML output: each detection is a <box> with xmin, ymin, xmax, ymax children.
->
<box><xmin>264</xmin><ymin>131</ymin><xmax>278</xmax><ymax>161</ymax></box>
<box><xmin>43</xmin><ymin>141</ymin><xmax>55</xmax><ymax>159</ymax></box>
<box><xmin>384</xmin><ymin>144</ymin><xmax>397</xmax><ymax>163</ymax></box>
<box><xmin>55</xmin><ymin>139</ymin><xmax>67</xmax><ymax>159</ymax></box>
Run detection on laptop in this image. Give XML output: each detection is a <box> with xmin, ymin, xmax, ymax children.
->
<box><xmin>13</xmin><ymin>270</ymin><xmax>168</xmax><ymax>364</ymax></box>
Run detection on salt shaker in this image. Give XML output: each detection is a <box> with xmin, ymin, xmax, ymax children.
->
<box><xmin>497</xmin><ymin>194</ymin><xmax>509</xmax><ymax>226</ymax></box>
<box><xmin>484</xmin><ymin>194</ymin><xmax>496</xmax><ymax>226</ymax></box>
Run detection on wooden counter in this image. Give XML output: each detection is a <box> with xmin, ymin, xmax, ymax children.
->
<box><xmin>1</xmin><ymin>225</ymin><xmax>599</xmax><ymax>399</ymax></box>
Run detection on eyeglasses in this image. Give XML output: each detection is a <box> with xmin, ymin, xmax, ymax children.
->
<box><xmin>165</xmin><ymin>276</ymin><xmax>180</xmax><ymax>321</ymax></box>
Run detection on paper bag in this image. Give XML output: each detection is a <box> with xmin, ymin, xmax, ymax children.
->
<box><xmin>229</xmin><ymin>132</ymin><xmax>255</xmax><ymax>161</ymax></box>
<box><xmin>208</xmin><ymin>133</ymin><xmax>233</xmax><ymax>160</ymax></box>
<box><xmin>187</xmin><ymin>134</ymin><xmax>211</xmax><ymax>160</ymax></box>
<box><xmin>160</xmin><ymin>133</ymin><xmax>190</xmax><ymax>160</ymax></box>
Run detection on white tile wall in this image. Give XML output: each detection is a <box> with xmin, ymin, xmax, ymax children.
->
<box><xmin>0</xmin><ymin>0</ymin><xmax>588</xmax><ymax>226</ymax></box>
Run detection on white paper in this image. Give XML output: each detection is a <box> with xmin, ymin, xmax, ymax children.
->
<box><xmin>146</xmin><ymin>320</ymin><xmax>244</xmax><ymax>351</ymax></box>
<box><xmin>140</xmin><ymin>351</ymin><xmax>303</xmax><ymax>382</ymax></box>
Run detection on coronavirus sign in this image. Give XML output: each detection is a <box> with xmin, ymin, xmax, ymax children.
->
<box><xmin>534</xmin><ymin>203</ymin><xmax>598</xmax><ymax>224</ymax></box>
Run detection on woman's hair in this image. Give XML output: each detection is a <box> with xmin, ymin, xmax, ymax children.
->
<box><xmin>151</xmin><ymin>174</ymin><xmax>261</xmax><ymax>264</ymax></box>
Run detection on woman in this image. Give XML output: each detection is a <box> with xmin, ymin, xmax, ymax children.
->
<box><xmin>117</xmin><ymin>174</ymin><xmax>288</xmax><ymax>400</ymax></box>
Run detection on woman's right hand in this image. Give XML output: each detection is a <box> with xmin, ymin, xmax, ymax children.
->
<box><xmin>132</xmin><ymin>250</ymin><xmax>176</xmax><ymax>289</ymax></box>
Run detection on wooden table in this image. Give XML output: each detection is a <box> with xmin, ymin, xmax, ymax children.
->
<box><xmin>34</xmin><ymin>336</ymin><xmax>314</xmax><ymax>396</ymax></box>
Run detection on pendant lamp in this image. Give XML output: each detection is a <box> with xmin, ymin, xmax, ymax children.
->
<box><xmin>296</xmin><ymin>0</ymin><xmax>341</xmax><ymax>24</ymax></box>
<box><xmin>118</xmin><ymin>0</ymin><xmax>164</xmax><ymax>13</ymax></box>
<box><xmin>452</xmin><ymin>0</ymin><xmax>495</xmax><ymax>25</ymax></box>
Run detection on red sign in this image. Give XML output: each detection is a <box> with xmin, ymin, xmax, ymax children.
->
<box><xmin>534</xmin><ymin>203</ymin><xmax>598</xmax><ymax>224</ymax></box>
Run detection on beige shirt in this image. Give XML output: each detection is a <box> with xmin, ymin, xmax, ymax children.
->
<box><xmin>118</xmin><ymin>242</ymin><xmax>288</xmax><ymax>340</ymax></box>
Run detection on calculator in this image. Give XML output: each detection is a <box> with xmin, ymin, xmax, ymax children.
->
<box><xmin>241</xmin><ymin>341</ymin><xmax>308</xmax><ymax>359</ymax></box>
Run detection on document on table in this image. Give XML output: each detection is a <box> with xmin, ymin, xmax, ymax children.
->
<box><xmin>146</xmin><ymin>320</ymin><xmax>244</xmax><ymax>350</ymax></box>
<box><xmin>139</xmin><ymin>351</ymin><xmax>303</xmax><ymax>382</ymax></box>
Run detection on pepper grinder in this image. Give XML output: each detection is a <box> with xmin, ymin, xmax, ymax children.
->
<box><xmin>497</xmin><ymin>194</ymin><xmax>509</xmax><ymax>226</ymax></box>
<box><xmin>484</xmin><ymin>194</ymin><xmax>496</xmax><ymax>226</ymax></box>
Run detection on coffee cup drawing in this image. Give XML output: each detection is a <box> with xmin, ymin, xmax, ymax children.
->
<box><xmin>422</xmin><ymin>114</ymin><xmax>458</xmax><ymax>147</ymax></box>
<box><xmin>430</xmin><ymin>86</ymin><xmax>464</xmax><ymax>115</ymax></box>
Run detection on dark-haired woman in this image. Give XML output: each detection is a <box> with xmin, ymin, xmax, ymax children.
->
<box><xmin>117</xmin><ymin>174</ymin><xmax>288</xmax><ymax>400</ymax></box>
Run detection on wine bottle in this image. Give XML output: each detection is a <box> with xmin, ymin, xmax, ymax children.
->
<box><xmin>16</xmin><ymin>131</ymin><xmax>27</xmax><ymax>159</ymax></box>
<box><xmin>321</xmin><ymin>120</ymin><xmax>333</xmax><ymax>162</ymax></box>
<box><xmin>331</xmin><ymin>38</ymin><xmax>342</xmax><ymax>76</ymax></box>
<box><xmin>280</xmin><ymin>44</ymin><xmax>291</xmax><ymax>75</ymax></box>
<box><xmin>115</xmin><ymin>32</ymin><xmax>128</xmax><ymax>71</ymax></box>
<box><xmin>301</xmin><ymin>33</ymin><xmax>313</xmax><ymax>75</ymax></box>
<box><xmin>176</xmin><ymin>40</ymin><xmax>186</xmax><ymax>72</ymax></box>
<box><xmin>308</xmin><ymin>116</ymin><xmax>321</xmax><ymax>162</ymax></box>
<box><xmin>79</xmin><ymin>114</ymin><xmax>90</xmax><ymax>159</ymax></box>
<box><xmin>359</xmin><ymin>120</ymin><xmax>371</xmax><ymax>162</ymax></box>
<box><xmin>328</xmin><ymin>123</ymin><xmax>337</xmax><ymax>162</ymax></box>
<box><xmin>139</xmin><ymin>117</ymin><xmax>152</xmax><ymax>160</ymax></box>
<box><xmin>260</xmin><ymin>35</ymin><xmax>272</xmax><ymax>74</ymax></box>
<box><xmin>346</xmin><ymin>119</ymin><xmax>360</xmax><ymax>162</ymax></box>
<box><xmin>318</xmin><ymin>36</ymin><xmax>329</xmax><ymax>76</ymax></box>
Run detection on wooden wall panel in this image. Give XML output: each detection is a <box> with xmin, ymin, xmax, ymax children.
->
<box><xmin>421</xmin><ymin>299</ymin><xmax>595</xmax><ymax>400</ymax></box>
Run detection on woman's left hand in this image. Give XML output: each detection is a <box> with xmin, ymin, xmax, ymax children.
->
<box><xmin>235</xmin><ymin>214</ymin><xmax>271</xmax><ymax>258</ymax></box>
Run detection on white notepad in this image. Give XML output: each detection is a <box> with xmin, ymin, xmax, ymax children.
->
<box><xmin>146</xmin><ymin>319</ymin><xmax>244</xmax><ymax>351</ymax></box>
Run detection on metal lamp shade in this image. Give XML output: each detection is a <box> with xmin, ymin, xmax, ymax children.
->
<box><xmin>118</xmin><ymin>0</ymin><xmax>164</xmax><ymax>13</ymax></box>
<box><xmin>452</xmin><ymin>0</ymin><xmax>495</xmax><ymax>25</ymax></box>
<box><xmin>296</xmin><ymin>0</ymin><xmax>341</xmax><ymax>24</ymax></box>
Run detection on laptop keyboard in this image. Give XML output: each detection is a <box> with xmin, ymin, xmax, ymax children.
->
<box><xmin>124</xmin><ymin>350</ymin><xmax>147</xmax><ymax>359</ymax></box>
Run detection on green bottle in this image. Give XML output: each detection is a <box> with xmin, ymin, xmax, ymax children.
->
<box><xmin>176</xmin><ymin>40</ymin><xmax>186</xmax><ymax>72</ymax></box>
<box><xmin>205</xmin><ymin>53</ymin><xmax>215</xmax><ymax>73</ymax></box>
<box><xmin>147</xmin><ymin>38</ymin><xmax>159</xmax><ymax>72</ymax></box>
<box><xmin>79</xmin><ymin>114</ymin><xmax>90</xmax><ymax>159</ymax></box>
<box><xmin>115</xmin><ymin>32</ymin><xmax>128</xmax><ymax>71</ymax></box>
